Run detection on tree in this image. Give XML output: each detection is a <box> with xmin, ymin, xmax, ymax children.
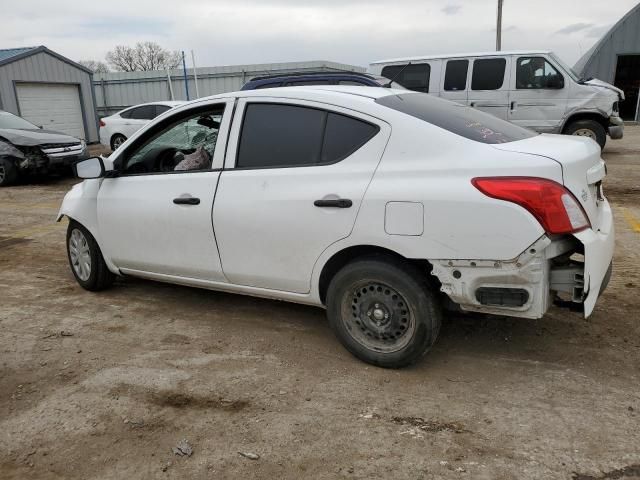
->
<box><xmin>78</xmin><ymin>60</ymin><xmax>110</xmax><ymax>73</ymax></box>
<box><xmin>106</xmin><ymin>42</ymin><xmax>181</xmax><ymax>72</ymax></box>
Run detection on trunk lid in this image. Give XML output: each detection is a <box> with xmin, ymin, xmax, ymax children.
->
<box><xmin>492</xmin><ymin>134</ymin><xmax>606</xmax><ymax>230</ymax></box>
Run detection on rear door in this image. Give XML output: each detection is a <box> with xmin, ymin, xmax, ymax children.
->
<box><xmin>440</xmin><ymin>58</ymin><xmax>470</xmax><ymax>105</ymax></box>
<box><xmin>468</xmin><ymin>57</ymin><xmax>510</xmax><ymax>120</ymax></box>
<box><xmin>213</xmin><ymin>98</ymin><xmax>390</xmax><ymax>293</ymax></box>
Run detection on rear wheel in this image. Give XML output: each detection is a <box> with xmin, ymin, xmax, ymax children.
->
<box><xmin>110</xmin><ymin>134</ymin><xmax>126</xmax><ymax>151</ymax></box>
<box><xmin>564</xmin><ymin>119</ymin><xmax>607</xmax><ymax>149</ymax></box>
<box><xmin>66</xmin><ymin>221</ymin><xmax>115</xmax><ymax>291</ymax></box>
<box><xmin>0</xmin><ymin>158</ymin><xmax>18</xmax><ymax>187</ymax></box>
<box><xmin>326</xmin><ymin>257</ymin><xmax>442</xmax><ymax>368</ymax></box>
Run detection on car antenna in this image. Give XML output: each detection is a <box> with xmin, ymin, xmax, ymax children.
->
<box><xmin>383</xmin><ymin>62</ymin><xmax>412</xmax><ymax>88</ymax></box>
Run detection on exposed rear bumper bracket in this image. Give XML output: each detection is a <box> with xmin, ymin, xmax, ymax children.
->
<box><xmin>549</xmin><ymin>261</ymin><xmax>585</xmax><ymax>303</ymax></box>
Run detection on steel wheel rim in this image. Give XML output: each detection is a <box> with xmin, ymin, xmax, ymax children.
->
<box><xmin>573</xmin><ymin>128</ymin><xmax>596</xmax><ymax>139</ymax></box>
<box><xmin>69</xmin><ymin>228</ymin><xmax>91</xmax><ymax>281</ymax></box>
<box><xmin>113</xmin><ymin>136</ymin><xmax>124</xmax><ymax>149</ymax></box>
<box><xmin>341</xmin><ymin>281</ymin><xmax>416</xmax><ymax>353</ymax></box>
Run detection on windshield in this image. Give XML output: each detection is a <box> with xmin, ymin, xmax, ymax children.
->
<box><xmin>549</xmin><ymin>52</ymin><xmax>582</xmax><ymax>82</ymax></box>
<box><xmin>376</xmin><ymin>93</ymin><xmax>537</xmax><ymax>144</ymax></box>
<box><xmin>0</xmin><ymin>111</ymin><xmax>39</xmax><ymax>130</ymax></box>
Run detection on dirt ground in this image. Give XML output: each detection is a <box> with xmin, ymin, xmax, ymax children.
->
<box><xmin>1</xmin><ymin>130</ymin><xmax>639</xmax><ymax>480</ymax></box>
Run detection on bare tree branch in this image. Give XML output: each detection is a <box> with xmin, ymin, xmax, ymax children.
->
<box><xmin>78</xmin><ymin>60</ymin><xmax>110</xmax><ymax>73</ymax></box>
<box><xmin>106</xmin><ymin>42</ymin><xmax>182</xmax><ymax>72</ymax></box>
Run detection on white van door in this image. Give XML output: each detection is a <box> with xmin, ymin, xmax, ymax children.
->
<box><xmin>468</xmin><ymin>57</ymin><xmax>510</xmax><ymax>120</ymax></box>
<box><xmin>508</xmin><ymin>55</ymin><xmax>569</xmax><ymax>132</ymax></box>
<box><xmin>440</xmin><ymin>59</ymin><xmax>470</xmax><ymax>105</ymax></box>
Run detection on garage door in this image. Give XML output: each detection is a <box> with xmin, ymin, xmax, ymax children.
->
<box><xmin>16</xmin><ymin>83</ymin><xmax>86</xmax><ymax>139</ymax></box>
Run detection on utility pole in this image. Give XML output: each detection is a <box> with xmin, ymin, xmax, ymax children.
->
<box><xmin>496</xmin><ymin>0</ymin><xmax>504</xmax><ymax>51</ymax></box>
<box><xmin>181</xmin><ymin>51</ymin><xmax>190</xmax><ymax>101</ymax></box>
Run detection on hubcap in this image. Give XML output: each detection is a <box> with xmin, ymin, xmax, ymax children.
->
<box><xmin>572</xmin><ymin>128</ymin><xmax>596</xmax><ymax>139</ymax></box>
<box><xmin>342</xmin><ymin>282</ymin><xmax>416</xmax><ymax>353</ymax></box>
<box><xmin>69</xmin><ymin>229</ymin><xmax>92</xmax><ymax>281</ymax></box>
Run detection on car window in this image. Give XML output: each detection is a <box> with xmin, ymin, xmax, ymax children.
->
<box><xmin>375</xmin><ymin>93</ymin><xmax>536</xmax><ymax>144</ymax></box>
<box><xmin>119</xmin><ymin>108</ymin><xmax>134</xmax><ymax>119</ymax></box>
<box><xmin>516</xmin><ymin>57</ymin><xmax>564</xmax><ymax>89</ymax></box>
<box><xmin>129</xmin><ymin>105</ymin><xmax>157</xmax><ymax>120</ymax></box>
<box><xmin>154</xmin><ymin>105</ymin><xmax>172</xmax><ymax>117</ymax></box>
<box><xmin>287</xmin><ymin>80</ymin><xmax>331</xmax><ymax>86</ymax></box>
<box><xmin>471</xmin><ymin>58</ymin><xmax>506</xmax><ymax>90</ymax></box>
<box><xmin>121</xmin><ymin>106</ymin><xmax>224</xmax><ymax>175</ymax></box>
<box><xmin>444</xmin><ymin>60</ymin><xmax>469</xmax><ymax>91</ymax></box>
<box><xmin>381</xmin><ymin>64</ymin><xmax>430</xmax><ymax>93</ymax></box>
<box><xmin>236</xmin><ymin>103</ymin><xmax>378</xmax><ymax>168</ymax></box>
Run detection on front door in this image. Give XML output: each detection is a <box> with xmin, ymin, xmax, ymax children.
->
<box><xmin>97</xmin><ymin>100</ymin><xmax>233</xmax><ymax>281</ymax></box>
<box><xmin>468</xmin><ymin>56</ymin><xmax>510</xmax><ymax>120</ymax></box>
<box><xmin>213</xmin><ymin>98</ymin><xmax>390</xmax><ymax>293</ymax></box>
<box><xmin>508</xmin><ymin>56</ymin><xmax>569</xmax><ymax>132</ymax></box>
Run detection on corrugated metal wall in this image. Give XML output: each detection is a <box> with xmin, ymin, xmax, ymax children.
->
<box><xmin>93</xmin><ymin>60</ymin><xmax>365</xmax><ymax>116</ymax></box>
<box><xmin>0</xmin><ymin>51</ymin><xmax>98</xmax><ymax>141</ymax></box>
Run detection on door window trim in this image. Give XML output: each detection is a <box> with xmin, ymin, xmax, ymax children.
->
<box><xmin>112</xmin><ymin>101</ymin><xmax>233</xmax><ymax>177</ymax></box>
<box><xmin>231</xmin><ymin>101</ymin><xmax>381</xmax><ymax>171</ymax></box>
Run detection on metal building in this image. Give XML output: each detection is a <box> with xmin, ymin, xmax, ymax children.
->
<box><xmin>93</xmin><ymin>60</ymin><xmax>365</xmax><ymax>117</ymax></box>
<box><xmin>574</xmin><ymin>3</ymin><xmax>640</xmax><ymax>121</ymax></box>
<box><xmin>0</xmin><ymin>46</ymin><xmax>99</xmax><ymax>141</ymax></box>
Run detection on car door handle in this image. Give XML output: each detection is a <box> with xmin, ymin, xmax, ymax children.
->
<box><xmin>510</xmin><ymin>101</ymin><xmax>516</xmax><ymax>110</ymax></box>
<box><xmin>173</xmin><ymin>196</ymin><xmax>200</xmax><ymax>205</ymax></box>
<box><xmin>314</xmin><ymin>198</ymin><xmax>352</xmax><ymax>208</ymax></box>
<box><xmin>469</xmin><ymin>102</ymin><xmax>476</xmax><ymax>108</ymax></box>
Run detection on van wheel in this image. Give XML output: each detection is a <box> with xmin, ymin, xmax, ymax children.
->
<box><xmin>326</xmin><ymin>257</ymin><xmax>442</xmax><ymax>368</ymax></box>
<box><xmin>66</xmin><ymin>221</ymin><xmax>115</xmax><ymax>291</ymax></box>
<box><xmin>564</xmin><ymin>120</ymin><xmax>606</xmax><ymax>149</ymax></box>
<box><xmin>0</xmin><ymin>158</ymin><xmax>18</xmax><ymax>187</ymax></box>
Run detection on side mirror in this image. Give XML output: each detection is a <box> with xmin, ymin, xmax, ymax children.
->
<box><xmin>546</xmin><ymin>74</ymin><xmax>564</xmax><ymax>89</ymax></box>
<box><xmin>74</xmin><ymin>157</ymin><xmax>105</xmax><ymax>179</ymax></box>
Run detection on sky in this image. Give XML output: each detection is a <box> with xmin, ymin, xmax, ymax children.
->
<box><xmin>1</xmin><ymin>0</ymin><xmax>639</xmax><ymax>70</ymax></box>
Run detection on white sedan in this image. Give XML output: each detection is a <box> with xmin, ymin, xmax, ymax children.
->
<box><xmin>98</xmin><ymin>101</ymin><xmax>184</xmax><ymax>151</ymax></box>
<box><xmin>60</xmin><ymin>86</ymin><xmax>614</xmax><ymax>368</ymax></box>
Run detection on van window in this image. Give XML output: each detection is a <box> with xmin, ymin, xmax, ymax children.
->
<box><xmin>381</xmin><ymin>64</ymin><xmax>430</xmax><ymax>93</ymax></box>
<box><xmin>375</xmin><ymin>93</ymin><xmax>536</xmax><ymax>144</ymax></box>
<box><xmin>236</xmin><ymin>104</ymin><xmax>378</xmax><ymax>168</ymax></box>
<box><xmin>444</xmin><ymin>60</ymin><xmax>469</xmax><ymax>91</ymax></box>
<box><xmin>471</xmin><ymin>58</ymin><xmax>506</xmax><ymax>90</ymax></box>
<box><xmin>516</xmin><ymin>57</ymin><xmax>564</xmax><ymax>89</ymax></box>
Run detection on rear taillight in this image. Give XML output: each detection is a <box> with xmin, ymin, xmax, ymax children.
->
<box><xmin>472</xmin><ymin>177</ymin><xmax>590</xmax><ymax>235</ymax></box>
<box><xmin>99</xmin><ymin>119</ymin><xmax>106</xmax><ymax>127</ymax></box>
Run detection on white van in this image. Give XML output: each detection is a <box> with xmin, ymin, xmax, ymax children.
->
<box><xmin>370</xmin><ymin>51</ymin><xmax>625</xmax><ymax>148</ymax></box>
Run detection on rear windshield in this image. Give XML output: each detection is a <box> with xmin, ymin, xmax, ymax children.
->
<box><xmin>375</xmin><ymin>93</ymin><xmax>537</xmax><ymax>144</ymax></box>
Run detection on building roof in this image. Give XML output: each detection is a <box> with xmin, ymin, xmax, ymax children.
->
<box><xmin>0</xmin><ymin>47</ymin><xmax>37</xmax><ymax>63</ymax></box>
<box><xmin>574</xmin><ymin>2</ymin><xmax>640</xmax><ymax>75</ymax></box>
<box><xmin>371</xmin><ymin>50</ymin><xmax>553</xmax><ymax>65</ymax></box>
<box><xmin>0</xmin><ymin>45</ymin><xmax>93</xmax><ymax>74</ymax></box>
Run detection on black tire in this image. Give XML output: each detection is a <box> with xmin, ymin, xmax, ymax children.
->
<box><xmin>0</xmin><ymin>158</ymin><xmax>18</xmax><ymax>187</ymax></box>
<box><xmin>564</xmin><ymin>119</ymin><xmax>607</xmax><ymax>149</ymax></box>
<box><xmin>66</xmin><ymin>220</ymin><xmax>115</xmax><ymax>291</ymax></box>
<box><xmin>110</xmin><ymin>134</ymin><xmax>127</xmax><ymax>151</ymax></box>
<box><xmin>326</xmin><ymin>256</ymin><xmax>442</xmax><ymax>368</ymax></box>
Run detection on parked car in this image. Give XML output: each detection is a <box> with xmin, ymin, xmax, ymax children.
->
<box><xmin>0</xmin><ymin>110</ymin><xmax>88</xmax><ymax>187</ymax></box>
<box><xmin>241</xmin><ymin>71</ymin><xmax>405</xmax><ymax>90</ymax></box>
<box><xmin>99</xmin><ymin>101</ymin><xmax>184</xmax><ymax>151</ymax></box>
<box><xmin>370</xmin><ymin>50</ymin><xmax>625</xmax><ymax>148</ymax></box>
<box><xmin>60</xmin><ymin>86</ymin><xmax>614</xmax><ymax>368</ymax></box>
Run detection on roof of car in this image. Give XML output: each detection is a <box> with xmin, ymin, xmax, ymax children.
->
<box><xmin>248</xmin><ymin>71</ymin><xmax>375</xmax><ymax>82</ymax></box>
<box><xmin>122</xmin><ymin>101</ymin><xmax>184</xmax><ymax>109</ymax></box>
<box><xmin>371</xmin><ymin>50</ymin><xmax>553</xmax><ymax>64</ymax></box>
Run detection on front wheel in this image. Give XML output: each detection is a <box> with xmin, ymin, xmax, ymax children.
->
<box><xmin>66</xmin><ymin>221</ymin><xmax>115</xmax><ymax>291</ymax></box>
<box><xmin>564</xmin><ymin>120</ymin><xmax>607</xmax><ymax>149</ymax></box>
<box><xmin>0</xmin><ymin>158</ymin><xmax>18</xmax><ymax>187</ymax></box>
<box><xmin>326</xmin><ymin>257</ymin><xmax>442</xmax><ymax>368</ymax></box>
<box><xmin>110</xmin><ymin>134</ymin><xmax>126</xmax><ymax>151</ymax></box>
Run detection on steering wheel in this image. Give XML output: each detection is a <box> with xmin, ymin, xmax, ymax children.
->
<box><xmin>156</xmin><ymin>147</ymin><xmax>181</xmax><ymax>172</ymax></box>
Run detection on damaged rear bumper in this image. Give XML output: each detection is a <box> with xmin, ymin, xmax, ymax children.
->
<box><xmin>431</xmin><ymin>204</ymin><xmax>614</xmax><ymax>319</ymax></box>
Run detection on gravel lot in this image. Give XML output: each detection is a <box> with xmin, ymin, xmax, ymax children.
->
<box><xmin>1</xmin><ymin>129</ymin><xmax>639</xmax><ymax>480</ymax></box>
